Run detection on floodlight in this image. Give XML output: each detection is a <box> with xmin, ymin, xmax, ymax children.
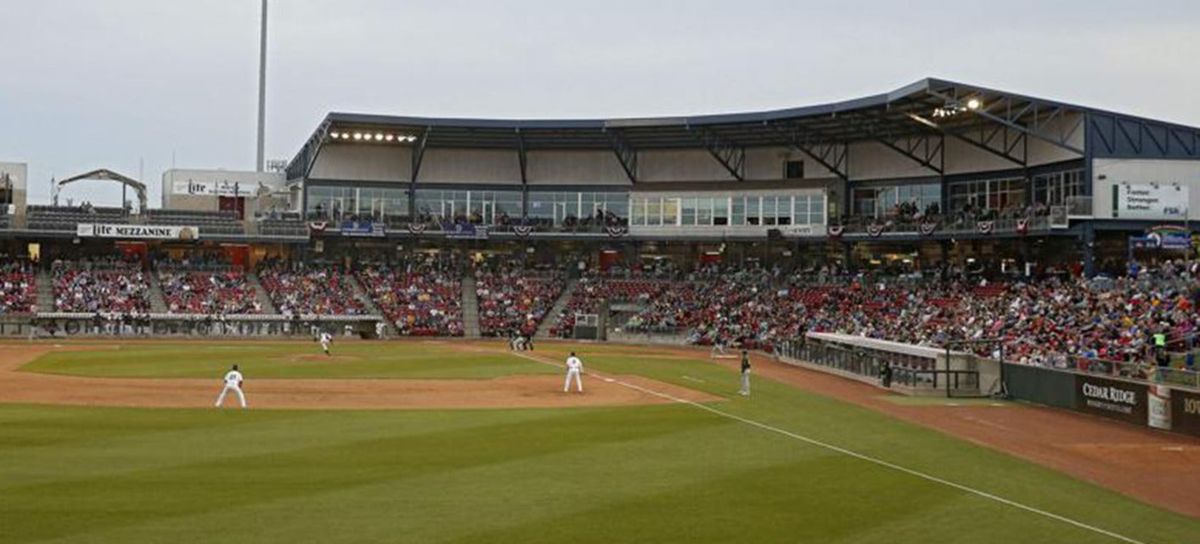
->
<box><xmin>967</xmin><ymin>98</ymin><xmax>981</xmax><ymax>110</ymax></box>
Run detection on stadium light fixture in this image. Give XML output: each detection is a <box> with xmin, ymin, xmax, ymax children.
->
<box><xmin>967</xmin><ymin>98</ymin><xmax>981</xmax><ymax>110</ymax></box>
<box><xmin>385</xmin><ymin>134</ymin><xmax>394</xmax><ymax>142</ymax></box>
<box><xmin>374</xmin><ymin>133</ymin><xmax>384</xmax><ymax>141</ymax></box>
<box><xmin>353</xmin><ymin>133</ymin><xmax>363</xmax><ymax>140</ymax></box>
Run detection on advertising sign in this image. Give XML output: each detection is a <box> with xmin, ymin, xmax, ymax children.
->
<box><xmin>1171</xmin><ymin>388</ymin><xmax>1200</xmax><ymax>437</ymax></box>
<box><xmin>1075</xmin><ymin>375</ymin><xmax>1147</xmax><ymax>425</ymax></box>
<box><xmin>339</xmin><ymin>221</ymin><xmax>386</xmax><ymax>237</ymax></box>
<box><xmin>1112</xmin><ymin>183</ymin><xmax>1188</xmax><ymax>220</ymax></box>
<box><xmin>443</xmin><ymin>222</ymin><xmax>489</xmax><ymax>240</ymax></box>
<box><xmin>77</xmin><ymin>223</ymin><xmax>200</xmax><ymax>241</ymax></box>
<box><xmin>172</xmin><ymin>179</ymin><xmax>253</xmax><ymax>197</ymax></box>
<box><xmin>1147</xmin><ymin>384</ymin><xmax>1172</xmax><ymax>431</ymax></box>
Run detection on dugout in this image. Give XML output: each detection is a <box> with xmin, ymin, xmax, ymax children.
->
<box><xmin>780</xmin><ymin>332</ymin><xmax>1000</xmax><ymax>397</ymax></box>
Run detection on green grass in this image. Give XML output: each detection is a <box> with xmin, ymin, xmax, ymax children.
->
<box><xmin>19</xmin><ymin>341</ymin><xmax>556</xmax><ymax>380</ymax></box>
<box><xmin>2</xmin><ymin>340</ymin><xmax>1197</xmax><ymax>543</ymax></box>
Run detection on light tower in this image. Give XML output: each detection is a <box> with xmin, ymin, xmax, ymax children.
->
<box><xmin>255</xmin><ymin>0</ymin><xmax>268</xmax><ymax>172</ymax></box>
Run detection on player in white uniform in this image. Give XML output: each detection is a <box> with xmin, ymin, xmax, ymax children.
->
<box><xmin>319</xmin><ymin>331</ymin><xmax>333</xmax><ymax>356</ymax></box>
<box><xmin>214</xmin><ymin>364</ymin><xmax>247</xmax><ymax>408</ymax></box>
<box><xmin>564</xmin><ymin>352</ymin><xmax>583</xmax><ymax>393</ymax></box>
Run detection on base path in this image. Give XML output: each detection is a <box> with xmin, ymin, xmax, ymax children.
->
<box><xmin>0</xmin><ymin>344</ymin><xmax>718</xmax><ymax>411</ymax></box>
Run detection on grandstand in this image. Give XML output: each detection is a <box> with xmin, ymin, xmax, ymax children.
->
<box><xmin>2</xmin><ymin>76</ymin><xmax>1200</xmax><ymax>371</ymax></box>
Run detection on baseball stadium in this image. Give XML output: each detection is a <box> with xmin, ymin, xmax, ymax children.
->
<box><xmin>5</xmin><ymin>16</ymin><xmax>1200</xmax><ymax>542</ymax></box>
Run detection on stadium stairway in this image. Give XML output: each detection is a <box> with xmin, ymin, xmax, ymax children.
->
<box><xmin>147</xmin><ymin>274</ymin><xmax>169</xmax><ymax>313</ymax></box>
<box><xmin>461</xmin><ymin>275</ymin><xmax>481</xmax><ymax>339</ymax></box>
<box><xmin>245</xmin><ymin>272</ymin><xmax>279</xmax><ymax>315</ymax></box>
<box><xmin>35</xmin><ymin>269</ymin><xmax>53</xmax><ymax>312</ymax></box>
<box><xmin>345</xmin><ymin>273</ymin><xmax>396</xmax><ymax>336</ymax></box>
<box><xmin>536</xmin><ymin>279</ymin><xmax>578</xmax><ymax>338</ymax></box>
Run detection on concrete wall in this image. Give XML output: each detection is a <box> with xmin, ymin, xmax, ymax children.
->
<box><xmin>161</xmin><ymin>169</ymin><xmax>287</xmax><ymax>212</ymax></box>
<box><xmin>527</xmin><ymin>150</ymin><xmax>629</xmax><ymax>186</ymax></box>
<box><xmin>0</xmin><ymin>162</ymin><xmax>27</xmax><ymax>224</ymax></box>
<box><xmin>1092</xmin><ymin>158</ymin><xmax>1200</xmax><ymax>220</ymax></box>
<box><xmin>309</xmin><ymin>144</ymin><xmax>412</xmax><ymax>182</ymax></box>
<box><xmin>421</xmin><ymin>148</ymin><xmax>521</xmax><ymax>184</ymax></box>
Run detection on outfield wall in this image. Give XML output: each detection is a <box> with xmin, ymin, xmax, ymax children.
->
<box><xmin>1002</xmin><ymin>363</ymin><xmax>1200</xmax><ymax>438</ymax></box>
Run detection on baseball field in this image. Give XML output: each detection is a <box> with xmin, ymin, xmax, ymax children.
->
<box><xmin>1</xmin><ymin>339</ymin><xmax>1198</xmax><ymax>543</ymax></box>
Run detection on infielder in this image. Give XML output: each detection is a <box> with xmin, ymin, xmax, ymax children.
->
<box><xmin>319</xmin><ymin>331</ymin><xmax>333</xmax><ymax>356</ymax></box>
<box><xmin>214</xmin><ymin>364</ymin><xmax>247</xmax><ymax>408</ymax></box>
<box><xmin>739</xmin><ymin>350</ymin><xmax>751</xmax><ymax>396</ymax></box>
<box><xmin>564</xmin><ymin>351</ymin><xmax>583</xmax><ymax>393</ymax></box>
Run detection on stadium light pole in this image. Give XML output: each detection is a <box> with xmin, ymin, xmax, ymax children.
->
<box><xmin>255</xmin><ymin>0</ymin><xmax>268</xmax><ymax>172</ymax></box>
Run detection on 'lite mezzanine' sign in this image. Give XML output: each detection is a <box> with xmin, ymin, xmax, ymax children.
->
<box><xmin>77</xmin><ymin>223</ymin><xmax>200</xmax><ymax>241</ymax></box>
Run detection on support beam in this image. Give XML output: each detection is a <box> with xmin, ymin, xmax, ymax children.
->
<box><xmin>766</xmin><ymin>121</ymin><xmax>848</xmax><ymax>181</ymax></box>
<box><xmin>607</xmin><ymin>130</ymin><xmax>638</xmax><ymax>183</ymax></box>
<box><xmin>905</xmin><ymin>112</ymin><xmax>1027</xmax><ymax>167</ymax></box>
<box><xmin>691</xmin><ymin>127</ymin><xmax>745</xmax><ymax>181</ymax></box>
<box><xmin>848</xmin><ymin>111</ymin><xmax>944</xmax><ymax>174</ymax></box>
<box><xmin>926</xmin><ymin>89</ymin><xmax>1085</xmax><ymax>156</ymax></box>
<box><xmin>299</xmin><ymin>120</ymin><xmax>332</xmax><ymax>180</ymax></box>
<box><xmin>409</xmin><ymin>127</ymin><xmax>431</xmax><ymax>220</ymax></box>
<box><xmin>515</xmin><ymin>129</ymin><xmax>528</xmax><ymax>185</ymax></box>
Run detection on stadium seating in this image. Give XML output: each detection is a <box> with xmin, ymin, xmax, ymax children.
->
<box><xmin>27</xmin><ymin>205</ymin><xmax>128</xmax><ymax>231</ymax></box>
<box><xmin>145</xmin><ymin>209</ymin><xmax>244</xmax><ymax>235</ymax></box>
<box><xmin>52</xmin><ymin>262</ymin><xmax>150</xmax><ymax>313</ymax></box>
<box><xmin>475</xmin><ymin>260</ymin><xmax>565</xmax><ymax>337</ymax></box>
<box><xmin>0</xmin><ymin>259</ymin><xmax>36</xmax><ymax>314</ymax></box>
<box><xmin>158</xmin><ymin>270</ymin><xmax>261</xmax><ymax>314</ymax></box>
<box><xmin>357</xmin><ymin>261</ymin><xmax>463</xmax><ymax>336</ymax></box>
<box><xmin>258</xmin><ymin>263</ymin><xmax>368</xmax><ymax>315</ymax></box>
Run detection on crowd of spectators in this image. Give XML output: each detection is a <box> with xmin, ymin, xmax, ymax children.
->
<box><xmin>52</xmin><ymin>259</ymin><xmax>150</xmax><ymax>313</ymax></box>
<box><xmin>475</xmin><ymin>257</ymin><xmax>565</xmax><ymax>337</ymax></box>
<box><xmin>611</xmin><ymin>260</ymin><xmax>1199</xmax><ymax>370</ymax></box>
<box><xmin>358</xmin><ymin>254</ymin><xmax>464</xmax><ymax>336</ymax></box>
<box><xmin>158</xmin><ymin>270</ymin><xmax>260</xmax><ymax>314</ymax></box>
<box><xmin>258</xmin><ymin>261</ymin><xmax>368</xmax><ymax>316</ymax></box>
<box><xmin>0</xmin><ymin>258</ymin><xmax>36</xmax><ymax>315</ymax></box>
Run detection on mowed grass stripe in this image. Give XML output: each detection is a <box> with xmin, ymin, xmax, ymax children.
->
<box><xmin>3</xmin><ymin>342</ymin><xmax>1198</xmax><ymax>543</ymax></box>
<box><xmin>19</xmin><ymin>342</ymin><xmax>556</xmax><ymax>379</ymax></box>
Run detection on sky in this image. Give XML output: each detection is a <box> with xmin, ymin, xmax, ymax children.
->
<box><xmin>2</xmin><ymin>0</ymin><xmax>1199</xmax><ymax>206</ymax></box>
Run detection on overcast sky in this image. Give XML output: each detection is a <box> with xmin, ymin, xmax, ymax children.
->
<box><xmin>2</xmin><ymin>0</ymin><xmax>1199</xmax><ymax>206</ymax></box>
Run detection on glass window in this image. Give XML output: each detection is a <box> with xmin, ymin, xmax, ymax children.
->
<box><xmin>681</xmin><ymin>197</ymin><xmax>697</xmax><ymax>226</ymax></box>
<box><xmin>714</xmin><ymin>198</ymin><xmax>729</xmax><ymax>226</ymax></box>
<box><xmin>663</xmin><ymin>198</ymin><xmax>679</xmax><ymax>226</ymax></box>
<box><xmin>745</xmin><ymin>196</ymin><xmax>761</xmax><ymax>226</ymax></box>
<box><xmin>696</xmin><ymin>197</ymin><xmax>713</xmax><ymax>226</ymax></box>
<box><xmin>631</xmin><ymin>197</ymin><xmax>646</xmax><ymax>226</ymax></box>
<box><xmin>646</xmin><ymin>197</ymin><xmax>662</xmax><ymax>226</ymax></box>
<box><xmin>731</xmin><ymin>196</ymin><xmax>745</xmax><ymax>225</ymax></box>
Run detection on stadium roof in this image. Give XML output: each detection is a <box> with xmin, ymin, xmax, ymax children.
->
<box><xmin>288</xmin><ymin>77</ymin><xmax>1200</xmax><ymax>181</ymax></box>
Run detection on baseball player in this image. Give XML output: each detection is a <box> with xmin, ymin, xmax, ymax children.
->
<box><xmin>214</xmin><ymin>364</ymin><xmax>247</xmax><ymax>408</ymax></box>
<box><xmin>564</xmin><ymin>351</ymin><xmax>583</xmax><ymax>393</ymax></box>
<box><xmin>739</xmin><ymin>350</ymin><xmax>751</xmax><ymax>396</ymax></box>
<box><xmin>319</xmin><ymin>331</ymin><xmax>333</xmax><ymax>356</ymax></box>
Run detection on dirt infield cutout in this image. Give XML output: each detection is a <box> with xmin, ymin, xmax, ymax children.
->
<box><xmin>0</xmin><ymin>342</ymin><xmax>719</xmax><ymax>411</ymax></box>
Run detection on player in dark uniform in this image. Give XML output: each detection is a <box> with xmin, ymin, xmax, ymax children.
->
<box><xmin>739</xmin><ymin>350</ymin><xmax>751</xmax><ymax>396</ymax></box>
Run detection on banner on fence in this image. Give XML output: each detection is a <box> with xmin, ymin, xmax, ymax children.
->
<box><xmin>1074</xmin><ymin>374</ymin><xmax>1148</xmax><ymax>425</ymax></box>
<box><xmin>1171</xmin><ymin>388</ymin><xmax>1200</xmax><ymax>437</ymax></box>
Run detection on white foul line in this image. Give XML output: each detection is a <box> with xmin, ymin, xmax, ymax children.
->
<box><xmin>509</xmin><ymin>350</ymin><xmax>1146</xmax><ymax>544</ymax></box>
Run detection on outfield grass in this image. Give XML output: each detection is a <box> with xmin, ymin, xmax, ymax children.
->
<box><xmin>2</xmin><ymin>341</ymin><xmax>1197</xmax><ymax>543</ymax></box>
<box><xmin>19</xmin><ymin>341</ymin><xmax>556</xmax><ymax>380</ymax></box>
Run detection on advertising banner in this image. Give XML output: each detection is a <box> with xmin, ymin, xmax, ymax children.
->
<box><xmin>172</xmin><ymin>179</ymin><xmax>253</xmax><ymax>197</ymax></box>
<box><xmin>339</xmin><ymin>221</ymin><xmax>386</xmax><ymax>237</ymax></box>
<box><xmin>1147</xmin><ymin>384</ymin><xmax>1172</xmax><ymax>431</ymax></box>
<box><xmin>1075</xmin><ymin>375</ymin><xmax>1147</xmax><ymax>425</ymax></box>
<box><xmin>77</xmin><ymin>223</ymin><xmax>200</xmax><ymax>241</ymax></box>
<box><xmin>1170</xmin><ymin>388</ymin><xmax>1200</xmax><ymax>437</ymax></box>
<box><xmin>443</xmin><ymin>222</ymin><xmax>489</xmax><ymax>240</ymax></box>
<box><xmin>1112</xmin><ymin>183</ymin><xmax>1188</xmax><ymax>220</ymax></box>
